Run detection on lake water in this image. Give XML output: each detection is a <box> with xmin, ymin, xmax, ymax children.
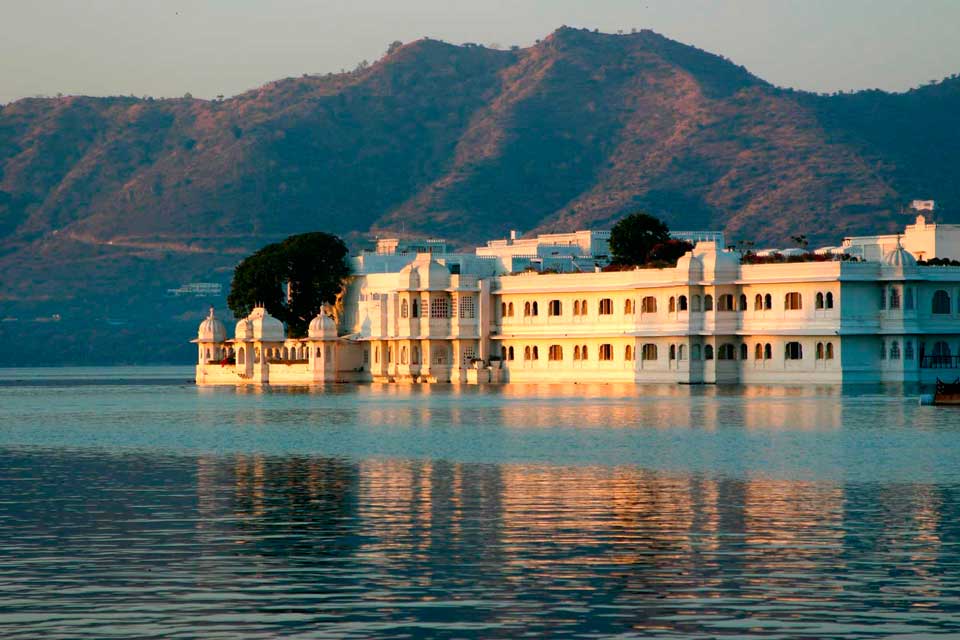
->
<box><xmin>1</xmin><ymin>367</ymin><xmax>959</xmax><ymax>638</ymax></box>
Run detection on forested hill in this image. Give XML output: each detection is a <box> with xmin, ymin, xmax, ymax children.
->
<box><xmin>1</xmin><ymin>26</ymin><xmax>958</xmax><ymax>364</ymax></box>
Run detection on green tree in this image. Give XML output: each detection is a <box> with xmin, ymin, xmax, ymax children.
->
<box><xmin>647</xmin><ymin>239</ymin><xmax>694</xmax><ymax>265</ymax></box>
<box><xmin>386</xmin><ymin>40</ymin><xmax>403</xmax><ymax>56</ymax></box>
<box><xmin>227</xmin><ymin>232</ymin><xmax>351</xmax><ymax>337</ymax></box>
<box><xmin>608</xmin><ymin>211</ymin><xmax>671</xmax><ymax>265</ymax></box>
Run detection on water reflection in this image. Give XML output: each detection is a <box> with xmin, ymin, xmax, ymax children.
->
<box><xmin>3</xmin><ymin>448</ymin><xmax>959</xmax><ymax>638</ymax></box>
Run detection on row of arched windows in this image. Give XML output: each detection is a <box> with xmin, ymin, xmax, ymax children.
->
<box><xmin>501</xmin><ymin>290</ymin><xmax>842</xmax><ymax>319</ymax></box>
<box><xmin>374</xmin><ymin>344</ymin><xmax>422</xmax><ymax>365</ymax></box>
<box><xmin>879</xmin><ymin>339</ymin><xmax>916</xmax><ymax>361</ymax></box>
<box><xmin>500</xmin><ymin>343</ymin><xmax>660</xmax><ymax>362</ymax></box>
<box><xmin>372</xmin><ymin>344</ymin><xmax>454</xmax><ymax>366</ymax></box>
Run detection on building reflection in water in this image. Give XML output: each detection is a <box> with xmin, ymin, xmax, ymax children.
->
<box><xmin>189</xmin><ymin>450</ymin><xmax>960</xmax><ymax>636</ymax></box>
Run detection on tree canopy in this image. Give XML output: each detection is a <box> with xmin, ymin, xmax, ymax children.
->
<box><xmin>608</xmin><ymin>211</ymin><xmax>673</xmax><ymax>265</ymax></box>
<box><xmin>227</xmin><ymin>232</ymin><xmax>351</xmax><ymax>338</ymax></box>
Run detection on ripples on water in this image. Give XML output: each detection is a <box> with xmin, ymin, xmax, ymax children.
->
<box><xmin>0</xmin><ymin>367</ymin><xmax>959</xmax><ymax>638</ymax></box>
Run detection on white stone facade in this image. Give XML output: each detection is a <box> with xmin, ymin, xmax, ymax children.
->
<box><xmin>195</xmin><ymin>239</ymin><xmax>960</xmax><ymax>387</ymax></box>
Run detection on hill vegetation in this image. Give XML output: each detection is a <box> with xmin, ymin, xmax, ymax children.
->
<box><xmin>0</xmin><ymin>26</ymin><xmax>958</xmax><ymax>364</ymax></box>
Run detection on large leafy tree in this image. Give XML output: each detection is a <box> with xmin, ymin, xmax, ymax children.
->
<box><xmin>227</xmin><ymin>232</ymin><xmax>350</xmax><ymax>337</ymax></box>
<box><xmin>608</xmin><ymin>211</ymin><xmax>671</xmax><ymax>265</ymax></box>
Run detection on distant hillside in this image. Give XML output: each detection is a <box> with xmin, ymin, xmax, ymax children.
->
<box><xmin>0</xmin><ymin>26</ymin><xmax>958</xmax><ymax>364</ymax></box>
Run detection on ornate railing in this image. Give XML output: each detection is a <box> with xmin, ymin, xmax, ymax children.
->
<box><xmin>920</xmin><ymin>355</ymin><xmax>960</xmax><ymax>369</ymax></box>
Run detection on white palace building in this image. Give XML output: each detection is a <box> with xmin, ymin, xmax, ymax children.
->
<box><xmin>195</xmin><ymin>218</ymin><xmax>960</xmax><ymax>387</ymax></box>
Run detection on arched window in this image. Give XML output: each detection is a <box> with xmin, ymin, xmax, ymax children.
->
<box><xmin>317</xmin><ymin>346</ymin><xmax>322</xmax><ymax>358</ymax></box>
<box><xmin>826</xmin><ymin>342</ymin><xmax>834</xmax><ymax>360</ymax></box>
<box><xmin>678</xmin><ymin>344</ymin><xmax>687</xmax><ymax>360</ymax></box>
<box><xmin>387</xmin><ymin>346</ymin><xmax>392</xmax><ymax>364</ymax></box>
<box><xmin>890</xmin><ymin>341</ymin><xmax>900</xmax><ymax>360</ymax></box>
<box><xmin>581</xmin><ymin>299</ymin><xmax>588</xmax><ymax>315</ymax></box>
<box><xmin>524</xmin><ymin>346</ymin><xmax>531</xmax><ymax>360</ymax></box>
<box><xmin>599</xmin><ymin>344</ymin><xmax>613</xmax><ymax>361</ymax></box>
<box><xmin>532</xmin><ymin>346</ymin><xmax>539</xmax><ymax>360</ymax></box>
<box><xmin>548</xmin><ymin>345</ymin><xmax>563</xmax><ymax>361</ymax></box>
<box><xmin>532</xmin><ymin>302</ymin><xmax>539</xmax><ymax>316</ymax></box>
<box><xmin>754</xmin><ymin>343</ymin><xmax>763</xmax><ymax>360</ymax></box>
<box><xmin>374</xmin><ymin>346</ymin><xmax>380</xmax><ymax>364</ymax></box>
<box><xmin>237</xmin><ymin>347</ymin><xmax>245</xmax><ymax>365</ymax></box>
<box><xmin>501</xmin><ymin>302</ymin><xmax>507</xmax><ymax>318</ymax></box>
<box><xmin>704</xmin><ymin>295</ymin><xmax>714</xmax><ymax>311</ymax></box>
<box><xmin>704</xmin><ymin>344</ymin><xmax>714</xmax><ymax>360</ymax></box>
<box><xmin>574</xmin><ymin>345</ymin><xmax>581</xmax><ymax>360</ymax></box>
<box><xmin>816</xmin><ymin>292</ymin><xmax>824</xmax><ymax>309</ymax></box>
<box><xmin>508</xmin><ymin>302</ymin><xmax>514</xmax><ymax>317</ymax></box>
<box><xmin>598</xmin><ymin>298</ymin><xmax>613</xmax><ymax>315</ymax></box>
<box><xmin>764</xmin><ymin>343</ymin><xmax>772</xmax><ymax>360</ymax></box>
<box><xmin>548</xmin><ymin>300</ymin><xmax>562</xmax><ymax>316</ymax></box>
<box><xmin>739</xmin><ymin>294</ymin><xmax>748</xmax><ymax>311</ymax></box>
<box><xmin>412</xmin><ymin>346</ymin><xmax>420</xmax><ymax>364</ymax></box>
<box><xmin>816</xmin><ymin>342</ymin><xmax>824</xmax><ymax>359</ymax></box>
<box><xmin>904</xmin><ymin>289</ymin><xmax>913</xmax><ymax>311</ymax></box>
<box><xmin>625</xmin><ymin>299</ymin><xmax>634</xmax><ymax>315</ymax></box>
<box><xmin>755</xmin><ymin>293</ymin><xmax>763</xmax><ymax>311</ymax></box>
<box><xmin>717</xmin><ymin>294</ymin><xmax>734</xmax><ymax>311</ymax></box>
<box><xmin>932</xmin><ymin>290</ymin><xmax>951</xmax><ymax>314</ymax></box>
<box><xmin>692</xmin><ymin>344</ymin><xmax>701</xmax><ymax>360</ymax></box>
<box><xmin>785</xmin><ymin>341</ymin><xmax>803</xmax><ymax>360</ymax></box>
<box><xmin>692</xmin><ymin>295</ymin><xmax>702</xmax><ymax>312</ymax></box>
<box><xmin>764</xmin><ymin>294</ymin><xmax>772</xmax><ymax>310</ymax></box>
<box><xmin>641</xmin><ymin>344</ymin><xmax>657</xmax><ymax>361</ymax></box>
<box><xmin>785</xmin><ymin>292</ymin><xmax>802</xmax><ymax>310</ymax></box>
<box><xmin>507</xmin><ymin>346</ymin><xmax>513</xmax><ymax>361</ymax></box>
<box><xmin>904</xmin><ymin>341</ymin><xmax>912</xmax><ymax>360</ymax></box>
<box><xmin>826</xmin><ymin>292</ymin><xmax>834</xmax><ymax>309</ymax></box>
<box><xmin>889</xmin><ymin>287</ymin><xmax>901</xmax><ymax>310</ymax></box>
<box><xmin>932</xmin><ymin>341</ymin><xmax>952</xmax><ymax>365</ymax></box>
<box><xmin>254</xmin><ymin>347</ymin><xmax>260</xmax><ymax>363</ymax></box>
<box><xmin>678</xmin><ymin>295</ymin><xmax>688</xmax><ymax>311</ymax></box>
<box><xmin>524</xmin><ymin>301</ymin><xmax>531</xmax><ymax>317</ymax></box>
<box><xmin>581</xmin><ymin>345</ymin><xmax>588</xmax><ymax>360</ymax></box>
<box><xmin>739</xmin><ymin>343</ymin><xmax>748</xmax><ymax>360</ymax></box>
<box><xmin>412</xmin><ymin>299</ymin><xmax>419</xmax><ymax>318</ymax></box>
<box><xmin>668</xmin><ymin>296</ymin><xmax>676</xmax><ymax>313</ymax></box>
<box><xmin>625</xmin><ymin>345</ymin><xmax>634</xmax><ymax>361</ymax></box>
<box><xmin>573</xmin><ymin>300</ymin><xmax>580</xmax><ymax>316</ymax></box>
<box><xmin>640</xmin><ymin>297</ymin><xmax>656</xmax><ymax>313</ymax></box>
<box><xmin>401</xmin><ymin>299</ymin><xmax>409</xmax><ymax>318</ymax></box>
<box><xmin>282</xmin><ymin>347</ymin><xmax>289</xmax><ymax>360</ymax></box>
<box><xmin>669</xmin><ymin>344</ymin><xmax>676</xmax><ymax>360</ymax></box>
<box><xmin>401</xmin><ymin>346</ymin><xmax>408</xmax><ymax>365</ymax></box>
<box><xmin>718</xmin><ymin>343</ymin><xmax>736</xmax><ymax>360</ymax></box>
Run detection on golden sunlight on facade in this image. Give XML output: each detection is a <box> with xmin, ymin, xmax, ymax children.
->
<box><xmin>195</xmin><ymin>223</ymin><xmax>960</xmax><ymax>386</ymax></box>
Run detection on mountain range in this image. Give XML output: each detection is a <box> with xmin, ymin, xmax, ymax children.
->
<box><xmin>1</xmin><ymin>26</ymin><xmax>958</xmax><ymax>364</ymax></box>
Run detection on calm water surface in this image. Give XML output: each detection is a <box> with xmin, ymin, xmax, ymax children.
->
<box><xmin>0</xmin><ymin>367</ymin><xmax>958</xmax><ymax>638</ymax></box>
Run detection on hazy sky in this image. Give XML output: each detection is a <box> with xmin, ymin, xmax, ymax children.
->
<box><xmin>2</xmin><ymin>0</ymin><xmax>958</xmax><ymax>104</ymax></box>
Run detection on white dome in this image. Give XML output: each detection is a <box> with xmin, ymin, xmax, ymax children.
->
<box><xmin>234</xmin><ymin>318</ymin><xmax>253</xmax><ymax>340</ymax></box>
<box><xmin>692</xmin><ymin>242</ymin><xmax>738</xmax><ymax>281</ymax></box>
<box><xmin>882</xmin><ymin>244</ymin><xmax>917</xmax><ymax>268</ymax></box>
<box><xmin>402</xmin><ymin>254</ymin><xmax>450</xmax><ymax>290</ymax></box>
<box><xmin>674</xmin><ymin>251</ymin><xmax>703</xmax><ymax>281</ymax></box>
<box><xmin>197</xmin><ymin>308</ymin><xmax>226</xmax><ymax>342</ymax></box>
<box><xmin>308</xmin><ymin>310</ymin><xmax>337</xmax><ymax>339</ymax></box>
<box><xmin>247</xmin><ymin>306</ymin><xmax>285</xmax><ymax>341</ymax></box>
